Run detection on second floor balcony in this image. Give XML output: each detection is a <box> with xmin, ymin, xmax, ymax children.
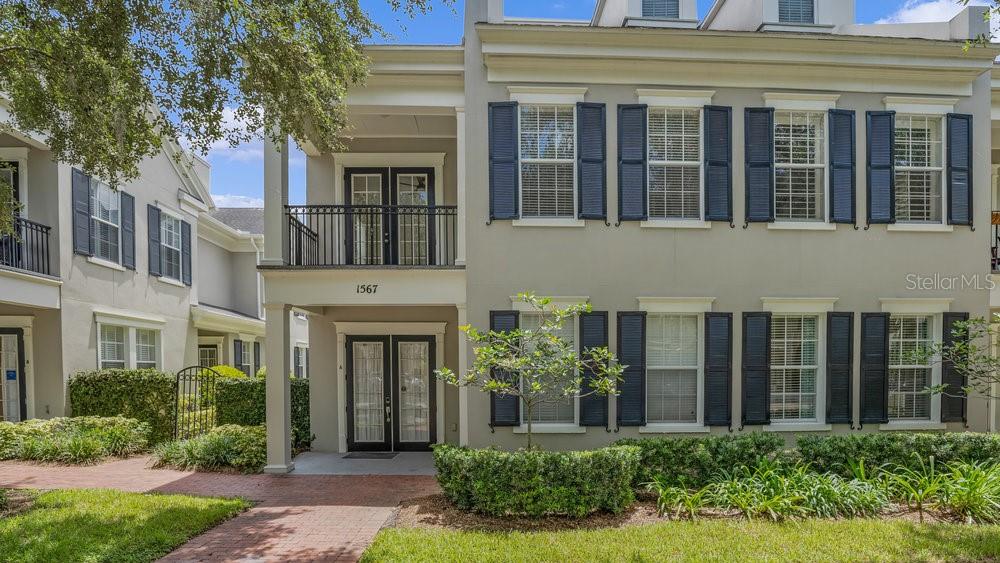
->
<box><xmin>0</xmin><ymin>216</ymin><xmax>53</xmax><ymax>277</ymax></box>
<box><xmin>285</xmin><ymin>204</ymin><xmax>458</xmax><ymax>268</ymax></box>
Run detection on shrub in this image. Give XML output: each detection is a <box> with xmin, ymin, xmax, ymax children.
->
<box><xmin>0</xmin><ymin>417</ymin><xmax>150</xmax><ymax>464</ymax></box>
<box><xmin>434</xmin><ymin>444</ymin><xmax>640</xmax><ymax>518</ymax></box>
<box><xmin>940</xmin><ymin>461</ymin><xmax>1000</xmax><ymax>524</ymax></box>
<box><xmin>616</xmin><ymin>433</ymin><xmax>786</xmax><ymax>488</ymax></box>
<box><xmin>797</xmin><ymin>433</ymin><xmax>1000</xmax><ymax>477</ymax></box>
<box><xmin>154</xmin><ymin>424</ymin><xmax>266</xmax><ymax>473</ymax></box>
<box><xmin>68</xmin><ymin>369</ymin><xmax>176</xmax><ymax>444</ymax></box>
<box><xmin>215</xmin><ymin>377</ymin><xmax>311</xmax><ymax>450</ymax></box>
<box><xmin>205</xmin><ymin>365</ymin><xmax>252</xmax><ymax>380</ymax></box>
<box><xmin>645</xmin><ymin>477</ymin><xmax>713</xmax><ymax>519</ymax></box>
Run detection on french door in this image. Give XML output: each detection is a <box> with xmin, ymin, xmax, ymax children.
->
<box><xmin>344</xmin><ymin>167</ymin><xmax>435</xmax><ymax>266</ymax></box>
<box><xmin>345</xmin><ymin>335</ymin><xmax>436</xmax><ymax>452</ymax></box>
<box><xmin>0</xmin><ymin>328</ymin><xmax>26</xmax><ymax>423</ymax></box>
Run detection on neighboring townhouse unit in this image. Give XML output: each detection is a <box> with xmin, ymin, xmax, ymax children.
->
<box><xmin>255</xmin><ymin>0</ymin><xmax>1000</xmax><ymax>472</ymax></box>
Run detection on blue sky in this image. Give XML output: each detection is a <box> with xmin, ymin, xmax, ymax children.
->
<box><xmin>207</xmin><ymin>0</ymin><xmax>985</xmax><ymax>207</ymax></box>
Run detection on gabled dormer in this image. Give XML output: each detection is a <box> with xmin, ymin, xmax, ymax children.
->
<box><xmin>702</xmin><ymin>0</ymin><xmax>853</xmax><ymax>33</ymax></box>
<box><xmin>593</xmin><ymin>0</ymin><xmax>699</xmax><ymax>29</ymax></box>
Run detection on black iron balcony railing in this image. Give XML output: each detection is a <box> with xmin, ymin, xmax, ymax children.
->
<box><xmin>0</xmin><ymin>216</ymin><xmax>52</xmax><ymax>276</ymax></box>
<box><xmin>285</xmin><ymin>204</ymin><xmax>458</xmax><ymax>267</ymax></box>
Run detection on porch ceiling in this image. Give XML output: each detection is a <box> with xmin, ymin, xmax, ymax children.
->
<box><xmin>345</xmin><ymin>112</ymin><xmax>456</xmax><ymax>139</ymax></box>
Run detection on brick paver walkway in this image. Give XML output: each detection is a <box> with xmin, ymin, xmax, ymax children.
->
<box><xmin>0</xmin><ymin>456</ymin><xmax>439</xmax><ymax>562</ymax></box>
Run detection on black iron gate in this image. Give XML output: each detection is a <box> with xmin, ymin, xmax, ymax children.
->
<box><xmin>174</xmin><ymin>366</ymin><xmax>220</xmax><ymax>439</ymax></box>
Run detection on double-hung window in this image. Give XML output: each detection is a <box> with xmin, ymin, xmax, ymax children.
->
<box><xmin>520</xmin><ymin>312</ymin><xmax>577</xmax><ymax>425</ymax></box>
<box><xmin>894</xmin><ymin>115</ymin><xmax>944</xmax><ymax>223</ymax></box>
<box><xmin>888</xmin><ymin>315</ymin><xmax>934</xmax><ymax>421</ymax></box>
<box><xmin>99</xmin><ymin>325</ymin><xmax>126</xmax><ymax>369</ymax></box>
<box><xmin>90</xmin><ymin>180</ymin><xmax>121</xmax><ymax>263</ymax></box>
<box><xmin>160</xmin><ymin>212</ymin><xmax>183</xmax><ymax>281</ymax></box>
<box><xmin>648</xmin><ymin>108</ymin><xmax>702</xmax><ymax>220</ymax></box>
<box><xmin>199</xmin><ymin>345</ymin><xmax>218</xmax><ymax>368</ymax></box>
<box><xmin>294</xmin><ymin>346</ymin><xmax>309</xmax><ymax>378</ymax></box>
<box><xmin>770</xmin><ymin>315</ymin><xmax>819</xmax><ymax>421</ymax></box>
<box><xmin>98</xmin><ymin>324</ymin><xmax>160</xmax><ymax>370</ymax></box>
<box><xmin>774</xmin><ymin>111</ymin><xmax>826</xmax><ymax>221</ymax></box>
<box><xmin>135</xmin><ymin>329</ymin><xmax>158</xmax><ymax>369</ymax></box>
<box><xmin>519</xmin><ymin>105</ymin><xmax>576</xmax><ymax>219</ymax></box>
<box><xmin>642</xmin><ymin>0</ymin><xmax>679</xmax><ymax>18</ymax></box>
<box><xmin>645</xmin><ymin>314</ymin><xmax>699</xmax><ymax>423</ymax></box>
<box><xmin>778</xmin><ymin>0</ymin><xmax>814</xmax><ymax>24</ymax></box>
<box><xmin>237</xmin><ymin>341</ymin><xmax>252</xmax><ymax>376</ymax></box>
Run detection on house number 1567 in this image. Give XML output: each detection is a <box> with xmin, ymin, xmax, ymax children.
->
<box><xmin>356</xmin><ymin>284</ymin><xmax>379</xmax><ymax>294</ymax></box>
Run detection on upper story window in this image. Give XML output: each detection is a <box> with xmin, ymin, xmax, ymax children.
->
<box><xmin>774</xmin><ymin>111</ymin><xmax>826</xmax><ymax>222</ymax></box>
<box><xmin>778</xmin><ymin>0</ymin><xmax>814</xmax><ymax>24</ymax></box>
<box><xmin>770</xmin><ymin>314</ymin><xmax>819</xmax><ymax>422</ymax></box>
<box><xmin>894</xmin><ymin>115</ymin><xmax>944</xmax><ymax>224</ymax></box>
<box><xmin>888</xmin><ymin>315</ymin><xmax>934</xmax><ymax>421</ymax></box>
<box><xmin>160</xmin><ymin>212</ymin><xmax>183</xmax><ymax>281</ymax></box>
<box><xmin>646</xmin><ymin>314</ymin><xmax>699</xmax><ymax>424</ymax></box>
<box><xmin>520</xmin><ymin>312</ymin><xmax>577</xmax><ymax>425</ymax></box>
<box><xmin>519</xmin><ymin>105</ymin><xmax>576</xmax><ymax>219</ymax></box>
<box><xmin>90</xmin><ymin>180</ymin><xmax>121</xmax><ymax>263</ymax></box>
<box><xmin>648</xmin><ymin>108</ymin><xmax>702</xmax><ymax>220</ymax></box>
<box><xmin>642</xmin><ymin>0</ymin><xmax>680</xmax><ymax>18</ymax></box>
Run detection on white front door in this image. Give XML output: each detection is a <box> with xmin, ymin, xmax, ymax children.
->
<box><xmin>0</xmin><ymin>333</ymin><xmax>22</xmax><ymax>422</ymax></box>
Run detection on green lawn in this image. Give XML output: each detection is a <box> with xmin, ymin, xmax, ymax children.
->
<box><xmin>363</xmin><ymin>519</ymin><xmax>1000</xmax><ymax>562</ymax></box>
<box><xmin>0</xmin><ymin>489</ymin><xmax>248</xmax><ymax>563</ymax></box>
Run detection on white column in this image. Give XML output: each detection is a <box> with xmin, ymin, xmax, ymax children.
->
<box><xmin>455</xmin><ymin>107</ymin><xmax>467</xmax><ymax>266</ymax></box>
<box><xmin>457</xmin><ymin>303</ymin><xmax>470</xmax><ymax>446</ymax></box>
<box><xmin>487</xmin><ymin>0</ymin><xmax>504</xmax><ymax>23</ymax></box>
<box><xmin>264</xmin><ymin>303</ymin><xmax>293</xmax><ymax>473</ymax></box>
<box><xmin>262</xmin><ymin>132</ymin><xmax>289</xmax><ymax>266</ymax></box>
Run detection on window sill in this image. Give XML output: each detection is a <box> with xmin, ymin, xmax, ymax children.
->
<box><xmin>87</xmin><ymin>256</ymin><xmax>125</xmax><ymax>272</ymax></box>
<box><xmin>157</xmin><ymin>276</ymin><xmax>186</xmax><ymax>288</ymax></box>
<box><xmin>879</xmin><ymin>421</ymin><xmax>948</xmax><ymax>431</ymax></box>
<box><xmin>764</xmin><ymin>423</ymin><xmax>832</xmax><ymax>432</ymax></box>
<box><xmin>640</xmin><ymin>220</ymin><xmax>710</xmax><ymax>230</ymax></box>
<box><xmin>513</xmin><ymin>424</ymin><xmax>586</xmax><ymax>434</ymax></box>
<box><xmin>767</xmin><ymin>222</ymin><xmax>837</xmax><ymax>231</ymax></box>
<box><xmin>886</xmin><ymin>224</ymin><xmax>954</xmax><ymax>233</ymax></box>
<box><xmin>639</xmin><ymin>423</ymin><xmax>710</xmax><ymax>434</ymax></box>
<box><xmin>512</xmin><ymin>218</ymin><xmax>586</xmax><ymax>228</ymax></box>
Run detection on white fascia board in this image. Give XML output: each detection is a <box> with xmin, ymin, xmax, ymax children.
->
<box><xmin>637</xmin><ymin>89</ymin><xmax>716</xmax><ymax>107</ymax></box>
<box><xmin>761</xmin><ymin>298</ymin><xmax>838</xmax><ymax>314</ymax></box>
<box><xmin>198</xmin><ymin>213</ymin><xmax>261</xmax><ymax>253</ymax></box>
<box><xmin>638</xmin><ymin>297</ymin><xmax>716</xmax><ymax>313</ymax></box>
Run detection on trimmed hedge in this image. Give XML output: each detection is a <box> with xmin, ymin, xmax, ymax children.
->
<box><xmin>154</xmin><ymin>424</ymin><xmax>266</xmax><ymax>473</ymax></box>
<box><xmin>615</xmin><ymin>433</ymin><xmax>786</xmax><ymax>488</ymax></box>
<box><xmin>68</xmin><ymin>370</ymin><xmax>176</xmax><ymax>444</ymax></box>
<box><xmin>215</xmin><ymin>378</ymin><xmax>311</xmax><ymax>449</ymax></box>
<box><xmin>0</xmin><ymin>416</ymin><xmax>150</xmax><ymax>464</ymax></box>
<box><xmin>434</xmin><ymin>444</ymin><xmax>641</xmax><ymax>518</ymax></box>
<box><xmin>797</xmin><ymin>433</ymin><xmax>1000</xmax><ymax>477</ymax></box>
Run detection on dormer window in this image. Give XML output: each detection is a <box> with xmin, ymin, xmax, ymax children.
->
<box><xmin>642</xmin><ymin>0</ymin><xmax>680</xmax><ymax>19</ymax></box>
<box><xmin>778</xmin><ymin>0</ymin><xmax>814</xmax><ymax>24</ymax></box>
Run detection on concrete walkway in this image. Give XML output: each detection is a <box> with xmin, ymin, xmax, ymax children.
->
<box><xmin>0</xmin><ymin>456</ymin><xmax>439</xmax><ymax>562</ymax></box>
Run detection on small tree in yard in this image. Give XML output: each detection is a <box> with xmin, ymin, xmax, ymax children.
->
<box><xmin>922</xmin><ymin>316</ymin><xmax>1000</xmax><ymax>402</ymax></box>
<box><xmin>436</xmin><ymin>293</ymin><xmax>623</xmax><ymax>450</ymax></box>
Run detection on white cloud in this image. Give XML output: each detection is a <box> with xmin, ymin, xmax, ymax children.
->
<box><xmin>877</xmin><ymin>0</ymin><xmax>988</xmax><ymax>24</ymax></box>
<box><xmin>212</xmin><ymin>194</ymin><xmax>264</xmax><ymax>208</ymax></box>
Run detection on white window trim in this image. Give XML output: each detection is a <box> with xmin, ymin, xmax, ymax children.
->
<box><xmin>768</xmin><ymin>312</ymin><xmax>827</xmax><ymax>425</ymax></box>
<box><xmin>638</xmin><ymin>297</ymin><xmax>715</xmax><ymax>314</ymax></box>
<box><xmin>636</xmin><ymin>89</ymin><xmax>715</xmax><ymax>108</ymax></box>
<box><xmin>763</xmin><ymin>93</ymin><xmax>840</xmax><ymax>112</ymax></box>
<box><xmin>884</xmin><ymin>96</ymin><xmax>958</xmax><ymax>116</ymax></box>
<box><xmin>772</xmin><ymin>108</ymin><xmax>829</xmax><ymax>224</ymax></box>
<box><xmin>158</xmin><ymin>209</ymin><xmax>185</xmax><ymax>283</ymax></box>
<box><xmin>512</xmin><ymin>218</ymin><xmax>586</xmax><ymax>228</ymax></box>
<box><xmin>516</xmin><ymin>103</ymin><xmax>579</xmax><ymax>222</ymax></box>
<box><xmin>890</xmin><ymin>113</ymin><xmax>948</xmax><ymax>227</ymax></box>
<box><xmin>765</xmin><ymin>423</ymin><xmax>833</xmax><ymax>432</ymax></box>
<box><xmin>511</xmin><ymin>296</ymin><xmax>590</xmax><ymax>312</ymax></box>
<box><xmin>87</xmin><ymin>255</ymin><xmax>126</xmax><ymax>272</ymax></box>
<box><xmin>96</xmin><ymin>322</ymin><xmax>163</xmax><ymax>370</ymax></box>
<box><xmin>515</xmin><ymin>308</ymin><xmax>582</xmax><ymax>430</ymax></box>
<box><xmin>879</xmin><ymin>298</ymin><xmax>952</xmax><ymax>315</ymax></box>
<box><xmin>645</xmin><ymin>106</ymin><xmax>705</xmax><ymax>223</ymax></box>
<box><xmin>881</xmin><ymin>312</ymin><xmax>944</xmax><ymax>426</ymax></box>
<box><xmin>508</xmin><ymin>86</ymin><xmax>587</xmax><ymax>105</ymax></box>
<box><xmin>642</xmin><ymin>312</ymin><xmax>706</xmax><ymax>428</ymax></box>
<box><xmin>762</xmin><ymin>298</ymin><xmax>838</xmax><ymax>314</ymax></box>
<box><xmin>89</xmin><ymin>180</ymin><xmax>122</xmax><ymax>265</ymax></box>
<box><xmin>0</xmin><ymin>149</ymin><xmax>28</xmax><ymax>214</ymax></box>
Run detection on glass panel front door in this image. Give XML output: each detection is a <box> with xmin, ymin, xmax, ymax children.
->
<box><xmin>395</xmin><ymin>174</ymin><xmax>430</xmax><ymax>266</ymax></box>
<box><xmin>396</xmin><ymin>341</ymin><xmax>430</xmax><ymax>443</ymax></box>
<box><xmin>351</xmin><ymin>339</ymin><xmax>388</xmax><ymax>447</ymax></box>
<box><xmin>350</xmin><ymin>173</ymin><xmax>387</xmax><ymax>265</ymax></box>
<box><xmin>0</xmin><ymin>333</ymin><xmax>22</xmax><ymax>423</ymax></box>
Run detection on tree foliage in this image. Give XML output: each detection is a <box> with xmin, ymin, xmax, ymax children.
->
<box><xmin>436</xmin><ymin>293</ymin><xmax>624</xmax><ymax>449</ymax></box>
<box><xmin>0</xmin><ymin>0</ymin><xmax>449</xmax><ymax>227</ymax></box>
<box><xmin>925</xmin><ymin>316</ymin><xmax>1000</xmax><ymax>401</ymax></box>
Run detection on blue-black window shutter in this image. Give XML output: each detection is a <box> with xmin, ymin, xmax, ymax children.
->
<box><xmin>617</xmin><ymin>312</ymin><xmax>646</xmax><ymax>426</ymax></box>
<box><xmin>120</xmin><ymin>193</ymin><xmax>135</xmax><ymax>269</ymax></box>
<box><xmin>744</xmin><ymin>108</ymin><xmax>774</xmax><ymax>223</ymax></box>
<box><xmin>947</xmin><ymin>114</ymin><xmax>973</xmax><ymax>226</ymax></box>
<box><xmin>829</xmin><ymin>109</ymin><xmax>856</xmax><ymax>224</ymax></box>
<box><xmin>71</xmin><ymin>169</ymin><xmax>92</xmax><ymax>256</ymax></box>
<box><xmin>867</xmin><ymin>111</ymin><xmax>895</xmax><ymax>225</ymax></box>
<box><xmin>826</xmin><ymin>312</ymin><xmax>854</xmax><ymax>424</ymax></box>
<box><xmin>490</xmin><ymin>311</ymin><xmax>520</xmax><ymax>426</ymax></box>
<box><xmin>860</xmin><ymin>313</ymin><xmax>890</xmax><ymax>424</ymax></box>
<box><xmin>488</xmin><ymin>102</ymin><xmax>519</xmax><ymax>221</ymax></box>
<box><xmin>234</xmin><ymin>339</ymin><xmax>244</xmax><ymax>373</ymax></box>
<box><xmin>704</xmin><ymin>105</ymin><xmax>733</xmax><ymax>223</ymax></box>
<box><xmin>147</xmin><ymin>205</ymin><xmax>161</xmax><ymax>277</ymax></box>
<box><xmin>253</xmin><ymin>341</ymin><xmax>261</xmax><ymax>376</ymax></box>
<box><xmin>618</xmin><ymin>104</ymin><xmax>648</xmax><ymax>222</ymax></box>
<box><xmin>704</xmin><ymin>313</ymin><xmax>732</xmax><ymax>427</ymax></box>
<box><xmin>941</xmin><ymin>312</ymin><xmax>969</xmax><ymax>423</ymax></box>
<box><xmin>741</xmin><ymin>312</ymin><xmax>771</xmax><ymax>426</ymax></box>
<box><xmin>579</xmin><ymin>311</ymin><xmax>609</xmax><ymax>426</ymax></box>
<box><xmin>578</xmin><ymin>102</ymin><xmax>607</xmax><ymax>220</ymax></box>
<box><xmin>181</xmin><ymin>220</ymin><xmax>192</xmax><ymax>286</ymax></box>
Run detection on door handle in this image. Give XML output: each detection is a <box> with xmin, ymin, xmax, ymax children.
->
<box><xmin>385</xmin><ymin>405</ymin><xmax>391</xmax><ymax>422</ymax></box>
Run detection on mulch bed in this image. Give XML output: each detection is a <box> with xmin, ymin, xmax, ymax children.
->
<box><xmin>0</xmin><ymin>489</ymin><xmax>36</xmax><ymax>519</ymax></box>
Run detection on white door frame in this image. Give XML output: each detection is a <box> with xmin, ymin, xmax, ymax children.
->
<box><xmin>334</xmin><ymin>321</ymin><xmax>446</xmax><ymax>453</ymax></box>
<box><xmin>0</xmin><ymin>316</ymin><xmax>34</xmax><ymax>420</ymax></box>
